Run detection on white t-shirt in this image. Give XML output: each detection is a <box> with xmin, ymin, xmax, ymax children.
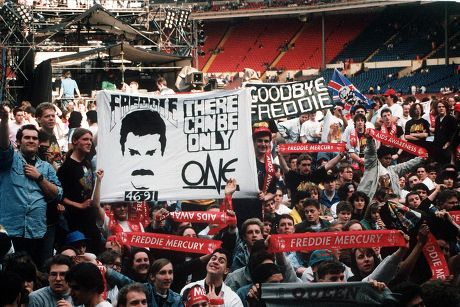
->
<box><xmin>379</xmin><ymin>103</ymin><xmax>403</xmax><ymax>120</ymax></box>
<box><xmin>8</xmin><ymin>121</ymin><xmax>23</xmax><ymax>144</ymax></box>
<box><xmin>300</xmin><ymin>120</ymin><xmax>322</xmax><ymax>142</ymax></box>
<box><xmin>95</xmin><ymin>301</ymin><xmax>113</xmax><ymax>307</ymax></box>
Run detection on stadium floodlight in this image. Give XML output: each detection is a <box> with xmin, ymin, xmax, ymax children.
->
<box><xmin>164</xmin><ymin>8</ymin><xmax>176</xmax><ymax>29</ymax></box>
<box><xmin>0</xmin><ymin>5</ymin><xmax>21</xmax><ymax>28</ymax></box>
<box><xmin>16</xmin><ymin>5</ymin><xmax>32</xmax><ymax>24</ymax></box>
<box><xmin>176</xmin><ymin>9</ymin><xmax>190</xmax><ymax>28</ymax></box>
<box><xmin>164</xmin><ymin>8</ymin><xmax>190</xmax><ymax>29</ymax></box>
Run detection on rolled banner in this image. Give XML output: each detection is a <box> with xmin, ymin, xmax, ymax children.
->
<box><xmin>277</xmin><ymin>142</ymin><xmax>346</xmax><ymax>154</ymax></box>
<box><xmin>169</xmin><ymin>211</ymin><xmax>236</xmax><ymax>226</ymax></box>
<box><xmin>263</xmin><ymin>151</ymin><xmax>276</xmax><ymax>194</ymax></box>
<box><xmin>268</xmin><ymin>230</ymin><xmax>406</xmax><ymax>253</ymax></box>
<box><xmin>117</xmin><ymin>232</ymin><xmax>222</xmax><ymax>254</ymax></box>
<box><xmin>368</xmin><ymin>128</ymin><xmax>428</xmax><ymax>158</ymax></box>
<box><xmin>422</xmin><ymin>233</ymin><xmax>449</xmax><ymax>280</ymax></box>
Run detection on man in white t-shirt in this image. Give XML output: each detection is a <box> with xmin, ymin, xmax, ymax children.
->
<box><xmin>416</xmin><ymin>166</ymin><xmax>436</xmax><ymax>190</ymax></box>
<box><xmin>181</xmin><ymin>249</ymin><xmax>243</xmax><ymax>307</ymax></box>
<box><xmin>300</xmin><ymin>111</ymin><xmax>322</xmax><ymax>143</ymax></box>
<box><xmin>378</xmin><ymin>88</ymin><xmax>403</xmax><ymax>122</ymax></box>
<box><xmin>8</xmin><ymin>107</ymin><xmax>25</xmax><ymax>146</ymax></box>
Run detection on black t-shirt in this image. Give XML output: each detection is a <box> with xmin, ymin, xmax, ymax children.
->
<box><xmin>57</xmin><ymin>157</ymin><xmax>98</xmax><ymax>236</ymax></box>
<box><xmin>285</xmin><ymin>167</ymin><xmax>327</xmax><ymax>196</ymax></box>
<box><xmin>404</xmin><ymin>118</ymin><xmax>430</xmax><ymax>148</ymax></box>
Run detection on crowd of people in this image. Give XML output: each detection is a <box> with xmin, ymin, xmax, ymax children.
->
<box><xmin>0</xmin><ymin>81</ymin><xmax>460</xmax><ymax>307</ymax></box>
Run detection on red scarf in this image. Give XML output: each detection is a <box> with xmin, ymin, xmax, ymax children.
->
<box><xmin>349</xmin><ymin>128</ymin><xmax>365</xmax><ymax>148</ymax></box>
<box><xmin>429</xmin><ymin>113</ymin><xmax>436</xmax><ymax>129</ymax></box>
<box><xmin>380</xmin><ymin>123</ymin><xmax>396</xmax><ymax>135</ymax></box>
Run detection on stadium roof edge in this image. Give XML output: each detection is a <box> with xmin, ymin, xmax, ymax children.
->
<box><xmin>189</xmin><ymin>0</ymin><xmax>421</xmax><ymax>20</ymax></box>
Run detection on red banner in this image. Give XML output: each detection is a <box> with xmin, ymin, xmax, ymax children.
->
<box><xmin>263</xmin><ymin>151</ymin><xmax>276</xmax><ymax>194</ymax></box>
<box><xmin>267</xmin><ymin>230</ymin><xmax>406</xmax><ymax>253</ymax></box>
<box><xmin>169</xmin><ymin>211</ymin><xmax>236</xmax><ymax>225</ymax></box>
<box><xmin>368</xmin><ymin>129</ymin><xmax>428</xmax><ymax>158</ymax></box>
<box><xmin>277</xmin><ymin>143</ymin><xmax>346</xmax><ymax>154</ymax></box>
<box><xmin>422</xmin><ymin>233</ymin><xmax>449</xmax><ymax>280</ymax></box>
<box><xmin>118</xmin><ymin>232</ymin><xmax>222</xmax><ymax>254</ymax></box>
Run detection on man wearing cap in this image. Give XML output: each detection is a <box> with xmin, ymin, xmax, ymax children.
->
<box><xmin>379</xmin><ymin>88</ymin><xmax>403</xmax><ymax>122</ymax></box>
<box><xmin>300</xmin><ymin>250</ymin><xmax>353</xmax><ymax>282</ymax></box>
<box><xmin>233</xmin><ymin>123</ymin><xmax>278</xmax><ymax>227</ymax></box>
<box><xmin>64</xmin><ymin>231</ymin><xmax>91</xmax><ymax>256</ymax></box>
<box><xmin>0</xmin><ymin>106</ymin><xmax>63</xmax><ymax>267</ymax></box>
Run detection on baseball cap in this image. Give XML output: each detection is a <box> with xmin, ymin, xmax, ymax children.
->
<box><xmin>64</xmin><ymin>231</ymin><xmax>87</xmax><ymax>245</ymax></box>
<box><xmin>185</xmin><ymin>285</ymin><xmax>209</xmax><ymax>307</ymax></box>
<box><xmin>252</xmin><ymin>122</ymin><xmax>272</xmax><ymax>139</ymax></box>
<box><xmin>308</xmin><ymin>249</ymin><xmax>334</xmax><ymax>267</ymax></box>
<box><xmin>383</xmin><ymin>88</ymin><xmax>396</xmax><ymax>97</ymax></box>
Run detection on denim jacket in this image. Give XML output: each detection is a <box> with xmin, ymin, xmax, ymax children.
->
<box><xmin>0</xmin><ymin>145</ymin><xmax>63</xmax><ymax>239</ymax></box>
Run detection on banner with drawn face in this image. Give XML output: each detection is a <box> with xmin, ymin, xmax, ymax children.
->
<box><xmin>97</xmin><ymin>89</ymin><xmax>259</xmax><ymax>202</ymax></box>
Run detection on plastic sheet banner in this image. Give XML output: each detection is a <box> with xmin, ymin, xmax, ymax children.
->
<box><xmin>245</xmin><ymin>78</ymin><xmax>334</xmax><ymax>122</ymax></box>
<box><xmin>261</xmin><ymin>282</ymin><xmax>398</xmax><ymax>307</ymax></box>
<box><xmin>97</xmin><ymin>89</ymin><xmax>258</xmax><ymax>202</ymax></box>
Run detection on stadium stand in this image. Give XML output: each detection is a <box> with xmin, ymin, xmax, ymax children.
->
<box><xmin>333</xmin><ymin>6</ymin><xmax>414</xmax><ymax>63</ymax></box>
<box><xmin>197</xmin><ymin>21</ymin><xmax>229</xmax><ymax>71</ymax></box>
<box><xmin>207</xmin><ymin>19</ymin><xmax>301</xmax><ymax>72</ymax></box>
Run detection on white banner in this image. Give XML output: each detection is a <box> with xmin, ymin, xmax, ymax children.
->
<box><xmin>97</xmin><ymin>89</ymin><xmax>259</xmax><ymax>202</ymax></box>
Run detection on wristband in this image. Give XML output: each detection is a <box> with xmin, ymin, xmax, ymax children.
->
<box><xmin>36</xmin><ymin>174</ymin><xmax>44</xmax><ymax>182</ymax></box>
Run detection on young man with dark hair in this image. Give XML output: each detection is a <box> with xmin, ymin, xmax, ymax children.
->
<box><xmin>182</xmin><ymin>248</ymin><xmax>243</xmax><ymax>307</ymax></box>
<box><xmin>116</xmin><ymin>283</ymin><xmax>147</xmax><ymax>307</ymax></box>
<box><xmin>8</xmin><ymin>107</ymin><xmax>25</xmax><ymax>145</ymax></box>
<box><xmin>0</xmin><ymin>106</ymin><xmax>62</xmax><ymax>267</ymax></box>
<box><xmin>232</xmin><ymin>219</ymin><xmax>264</xmax><ymax>271</ymax></box>
<box><xmin>295</xmin><ymin>199</ymin><xmax>331</xmax><ymax>233</ymax></box>
<box><xmin>66</xmin><ymin>262</ymin><xmax>111</xmax><ymax>307</ymax></box>
<box><xmin>29</xmin><ymin>254</ymin><xmax>74</xmax><ymax>307</ymax></box>
<box><xmin>379</xmin><ymin>108</ymin><xmax>404</xmax><ymax>160</ymax></box>
<box><xmin>315</xmin><ymin>260</ymin><xmax>346</xmax><ymax>282</ymax></box>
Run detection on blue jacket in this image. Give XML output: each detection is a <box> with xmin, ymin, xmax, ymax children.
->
<box><xmin>0</xmin><ymin>145</ymin><xmax>63</xmax><ymax>239</ymax></box>
<box><xmin>107</xmin><ymin>269</ymin><xmax>183</xmax><ymax>307</ymax></box>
